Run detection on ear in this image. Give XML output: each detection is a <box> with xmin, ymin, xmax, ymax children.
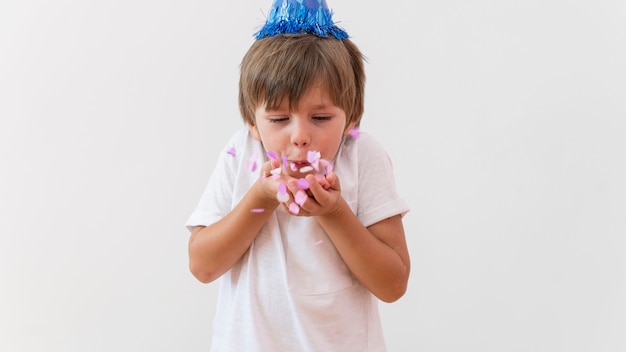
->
<box><xmin>343</xmin><ymin>121</ymin><xmax>357</xmax><ymax>137</ymax></box>
<box><xmin>247</xmin><ymin>123</ymin><xmax>262</xmax><ymax>141</ymax></box>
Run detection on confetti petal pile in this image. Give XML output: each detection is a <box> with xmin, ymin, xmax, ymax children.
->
<box><xmin>224</xmin><ymin>146</ymin><xmax>336</xmax><ymax>211</ymax></box>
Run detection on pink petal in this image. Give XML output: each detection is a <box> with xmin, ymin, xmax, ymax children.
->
<box><xmin>288</xmin><ymin>203</ymin><xmax>300</xmax><ymax>214</ymax></box>
<box><xmin>282</xmin><ymin>155</ymin><xmax>288</xmax><ymax>169</ymax></box>
<box><xmin>296</xmin><ymin>178</ymin><xmax>309</xmax><ymax>190</ymax></box>
<box><xmin>307</xmin><ymin>151</ymin><xmax>321</xmax><ymax>170</ymax></box>
<box><xmin>277</xmin><ymin>193</ymin><xmax>289</xmax><ymax>203</ymax></box>
<box><xmin>276</xmin><ymin>183</ymin><xmax>289</xmax><ymax>203</ymax></box>
<box><xmin>295</xmin><ymin>190</ymin><xmax>308</xmax><ymax>206</ymax></box>
<box><xmin>319</xmin><ymin>159</ymin><xmax>332</xmax><ymax>174</ymax></box>
<box><xmin>348</xmin><ymin>127</ymin><xmax>360</xmax><ymax>139</ymax></box>
<box><xmin>307</xmin><ymin>150</ymin><xmax>321</xmax><ymax>164</ymax></box>
<box><xmin>226</xmin><ymin>147</ymin><xmax>236</xmax><ymax>157</ymax></box>
<box><xmin>266</xmin><ymin>151</ymin><xmax>278</xmax><ymax>161</ymax></box>
<box><xmin>250</xmin><ymin>208</ymin><xmax>265</xmax><ymax>213</ymax></box>
<box><xmin>245</xmin><ymin>153</ymin><xmax>259</xmax><ymax>172</ymax></box>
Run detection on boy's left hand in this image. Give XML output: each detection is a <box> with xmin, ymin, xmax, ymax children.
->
<box><xmin>284</xmin><ymin>171</ymin><xmax>343</xmax><ymax>217</ymax></box>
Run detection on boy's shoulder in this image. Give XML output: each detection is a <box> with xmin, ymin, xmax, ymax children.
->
<box><xmin>229</xmin><ymin>127</ymin><xmax>251</xmax><ymax>143</ymax></box>
<box><xmin>225</xmin><ymin>127</ymin><xmax>259</xmax><ymax>149</ymax></box>
<box><xmin>343</xmin><ymin>130</ymin><xmax>386</xmax><ymax>155</ymax></box>
<box><xmin>222</xmin><ymin>127</ymin><xmax>265</xmax><ymax>161</ymax></box>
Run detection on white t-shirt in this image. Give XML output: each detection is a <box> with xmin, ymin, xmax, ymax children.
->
<box><xmin>186</xmin><ymin>128</ymin><xmax>409</xmax><ymax>352</ymax></box>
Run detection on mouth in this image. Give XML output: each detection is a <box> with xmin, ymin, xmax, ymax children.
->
<box><xmin>288</xmin><ymin>160</ymin><xmax>315</xmax><ymax>173</ymax></box>
<box><xmin>289</xmin><ymin>160</ymin><xmax>309</xmax><ymax>167</ymax></box>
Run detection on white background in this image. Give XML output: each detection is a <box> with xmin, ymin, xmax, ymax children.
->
<box><xmin>1</xmin><ymin>0</ymin><xmax>625</xmax><ymax>351</ymax></box>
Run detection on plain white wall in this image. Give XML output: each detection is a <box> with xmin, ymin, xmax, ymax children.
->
<box><xmin>1</xmin><ymin>1</ymin><xmax>625</xmax><ymax>351</ymax></box>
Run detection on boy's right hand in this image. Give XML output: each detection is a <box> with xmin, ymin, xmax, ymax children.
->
<box><xmin>254</xmin><ymin>159</ymin><xmax>290</xmax><ymax>204</ymax></box>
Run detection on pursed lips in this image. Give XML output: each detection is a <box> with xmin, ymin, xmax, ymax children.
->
<box><xmin>288</xmin><ymin>160</ymin><xmax>311</xmax><ymax>167</ymax></box>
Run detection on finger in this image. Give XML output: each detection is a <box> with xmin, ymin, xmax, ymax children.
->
<box><xmin>261</xmin><ymin>160</ymin><xmax>282</xmax><ymax>181</ymax></box>
<box><xmin>314</xmin><ymin>175</ymin><xmax>331</xmax><ymax>190</ymax></box>
<box><xmin>325</xmin><ymin>171</ymin><xmax>340</xmax><ymax>190</ymax></box>
<box><xmin>306</xmin><ymin>174</ymin><xmax>326</xmax><ymax>199</ymax></box>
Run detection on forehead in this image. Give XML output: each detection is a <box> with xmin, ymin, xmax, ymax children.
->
<box><xmin>262</xmin><ymin>86</ymin><xmax>336</xmax><ymax>110</ymax></box>
<box><xmin>264</xmin><ymin>79</ymin><xmax>335</xmax><ymax>110</ymax></box>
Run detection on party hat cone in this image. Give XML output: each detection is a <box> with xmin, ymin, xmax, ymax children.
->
<box><xmin>255</xmin><ymin>0</ymin><xmax>348</xmax><ymax>40</ymax></box>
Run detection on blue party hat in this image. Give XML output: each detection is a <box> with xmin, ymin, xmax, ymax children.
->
<box><xmin>254</xmin><ymin>0</ymin><xmax>349</xmax><ymax>40</ymax></box>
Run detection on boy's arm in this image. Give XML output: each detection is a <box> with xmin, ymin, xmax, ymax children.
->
<box><xmin>318</xmin><ymin>202</ymin><xmax>410</xmax><ymax>303</ymax></box>
<box><xmin>293</xmin><ymin>172</ymin><xmax>411</xmax><ymax>303</ymax></box>
<box><xmin>188</xmin><ymin>162</ymin><xmax>281</xmax><ymax>284</ymax></box>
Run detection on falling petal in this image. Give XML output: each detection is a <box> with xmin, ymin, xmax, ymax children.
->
<box><xmin>266</xmin><ymin>151</ymin><xmax>278</xmax><ymax>161</ymax></box>
<box><xmin>282</xmin><ymin>155</ymin><xmax>288</xmax><ymax>169</ymax></box>
<box><xmin>250</xmin><ymin>208</ymin><xmax>265</xmax><ymax>213</ymax></box>
<box><xmin>245</xmin><ymin>153</ymin><xmax>259</xmax><ymax>172</ymax></box>
<box><xmin>295</xmin><ymin>190</ymin><xmax>308</xmax><ymax>206</ymax></box>
<box><xmin>348</xmin><ymin>127</ymin><xmax>360</xmax><ymax>139</ymax></box>
<box><xmin>288</xmin><ymin>203</ymin><xmax>300</xmax><ymax>214</ymax></box>
<box><xmin>307</xmin><ymin>150</ymin><xmax>321</xmax><ymax>170</ymax></box>
<box><xmin>307</xmin><ymin>150</ymin><xmax>321</xmax><ymax>163</ymax></box>
<box><xmin>296</xmin><ymin>178</ymin><xmax>309</xmax><ymax>190</ymax></box>
<box><xmin>226</xmin><ymin>147</ymin><xmax>237</xmax><ymax>157</ymax></box>
<box><xmin>290</xmin><ymin>162</ymin><xmax>298</xmax><ymax>172</ymax></box>
<box><xmin>319</xmin><ymin>159</ymin><xmax>332</xmax><ymax>174</ymax></box>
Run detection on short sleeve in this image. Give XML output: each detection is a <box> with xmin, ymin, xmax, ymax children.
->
<box><xmin>355</xmin><ymin>134</ymin><xmax>410</xmax><ymax>228</ymax></box>
<box><xmin>185</xmin><ymin>131</ymin><xmax>242</xmax><ymax>232</ymax></box>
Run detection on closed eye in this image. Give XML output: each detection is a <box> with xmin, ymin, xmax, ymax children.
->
<box><xmin>268</xmin><ymin>117</ymin><xmax>289</xmax><ymax>123</ymax></box>
<box><xmin>313</xmin><ymin>116</ymin><xmax>332</xmax><ymax>121</ymax></box>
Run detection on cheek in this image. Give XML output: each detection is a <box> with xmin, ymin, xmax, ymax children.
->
<box><xmin>256</xmin><ymin>129</ymin><xmax>283</xmax><ymax>151</ymax></box>
<box><xmin>320</xmin><ymin>136</ymin><xmax>344</xmax><ymax>160</ymax></box>
<box><xmin>248</xmin><ymin>124</ymin><xmax>262</xmax><ymax>142</ymax></box>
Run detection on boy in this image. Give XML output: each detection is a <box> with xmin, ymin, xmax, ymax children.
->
<box><xmin>186</xmin><ymin>0</ymin><xmax>410</xmax><ymax>350</ymax></box>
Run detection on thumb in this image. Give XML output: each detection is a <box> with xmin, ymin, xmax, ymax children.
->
<box><xmin>261</xmin><ymin>159</ymin><xmax>281</xmax><ymax>178</ymax></box>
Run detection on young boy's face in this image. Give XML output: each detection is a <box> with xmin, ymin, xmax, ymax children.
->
<box><xmin>249</xmin><ymin>81</ymin><xmax>355</xmax><ymax>178</ymax></box>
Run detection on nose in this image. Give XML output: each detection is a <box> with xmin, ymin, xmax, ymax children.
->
<box><xmin>290</xmin><ymin>121</ymin><xmax>310</xmax><ymax>148</ymax></box>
